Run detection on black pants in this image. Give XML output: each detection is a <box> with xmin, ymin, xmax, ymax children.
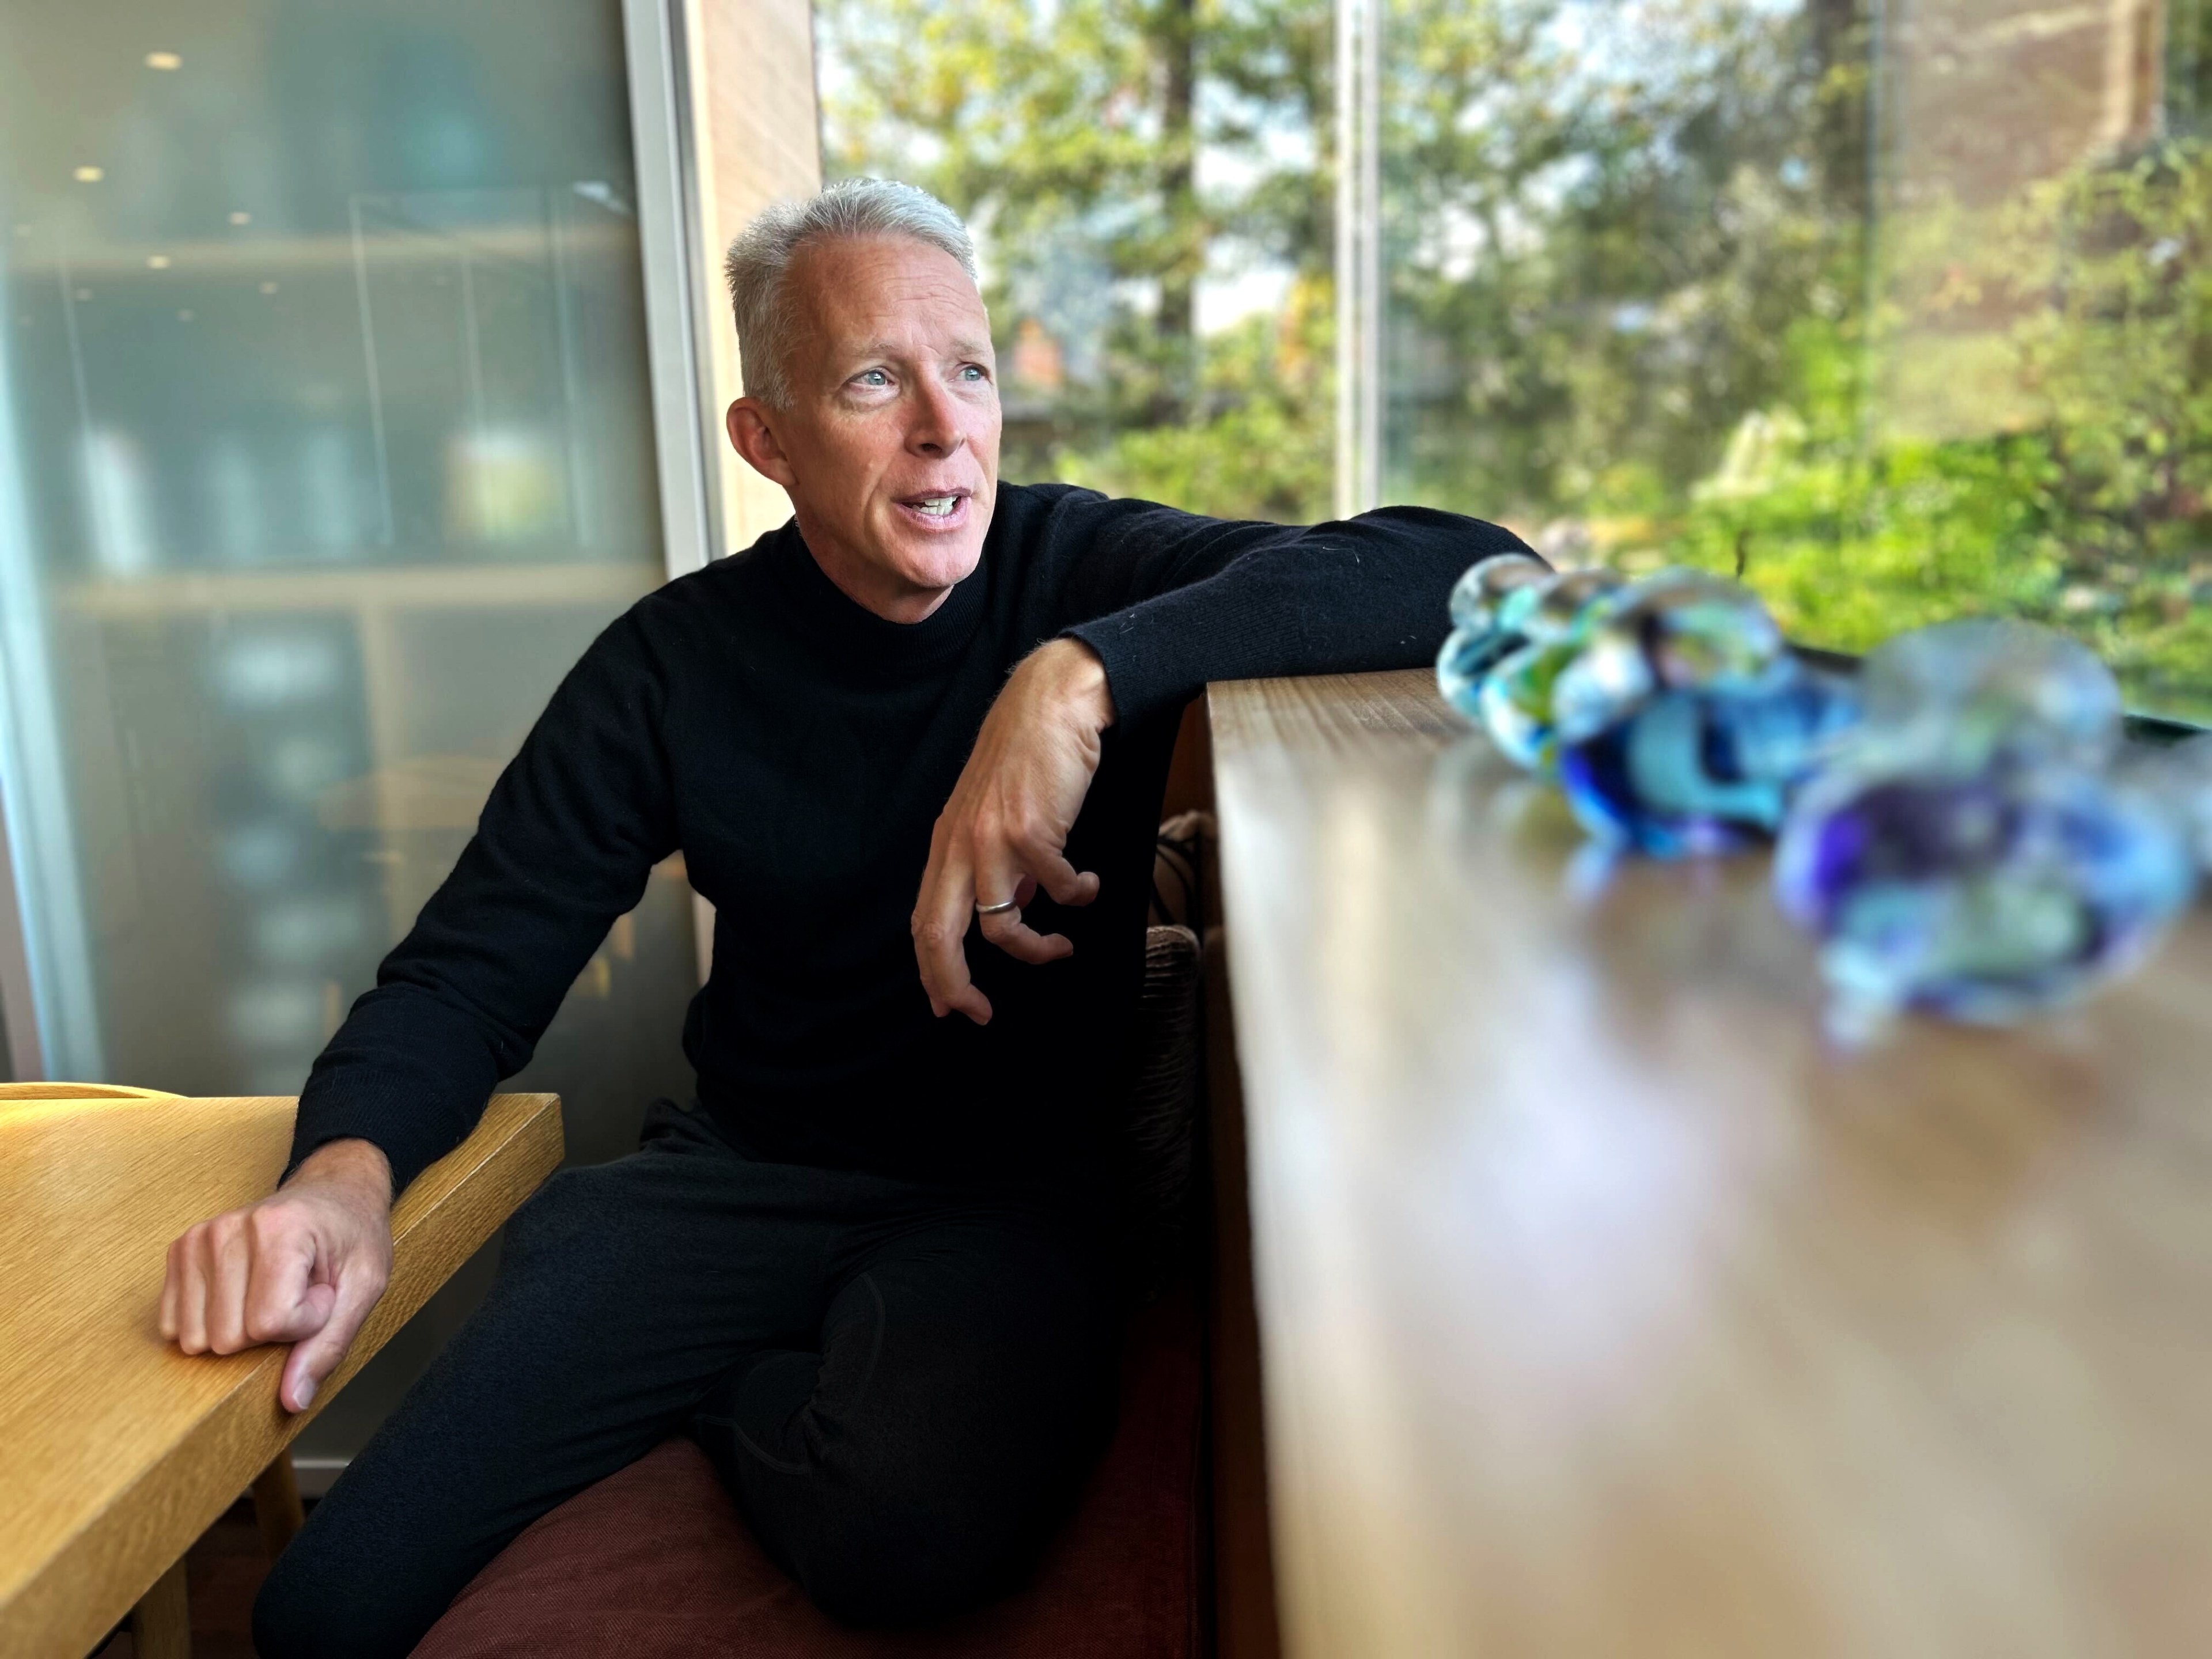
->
<box><xmin>254</xmin><ymin>1099</ymin><xmax>1118</xmax><ymax>1659</ymax></box>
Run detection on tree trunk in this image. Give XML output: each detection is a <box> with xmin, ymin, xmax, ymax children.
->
<box><xmin>1808</xmin><ymin>0</ymin><xmax>1869</xmax><ymax>218</ymax></box>
<box><xmin>1156</xmin><ymin>0</ymin><xmax>1199</xmax><ymax>423</ymax></box>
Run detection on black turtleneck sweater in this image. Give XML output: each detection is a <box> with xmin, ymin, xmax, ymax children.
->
<box><xmin>291</xmin><ymin>484</ymin><xmax>1532</xmax><ymax>1196</ymax></box>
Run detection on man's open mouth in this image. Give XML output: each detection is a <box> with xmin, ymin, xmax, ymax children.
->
<box><xmin>895</xmin><ymin>490</ymin><xmax>972</xmax><ymax>526</ymax></box>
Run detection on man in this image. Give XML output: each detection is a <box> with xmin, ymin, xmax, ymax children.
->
<box><xmin>159</xmin><ymin>179</ymin><xmax>1531</xmax><ymax>1656</ymax></box>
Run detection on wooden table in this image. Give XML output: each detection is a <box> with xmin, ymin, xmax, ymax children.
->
<box><xmin>1208</xmin><ymin>668</ymin><xmax>2212</xmax><ymax>1659</ymax></box>
<box><xmin>0</xmin><ymin>1089</ymin><xmax>563</xmax><ymax>1659</ymax></box>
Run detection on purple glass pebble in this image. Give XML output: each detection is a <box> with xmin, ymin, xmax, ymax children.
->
<box><xmin>1774</xmin><ymin>756</ymin><xmax>2195</xmax><ymax>1027</ymax></box>
<box><xmin>1775</xmin><ymin>618</ymin><xmax>2197</xmax><ymax>1029</ymax></box>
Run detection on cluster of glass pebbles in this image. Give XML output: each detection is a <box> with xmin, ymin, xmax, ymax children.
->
<box><xmin>1437</xmin><ymin>557</ymin><xmax>2210</xmax><ymax>1027</ymax></box>
<box><xmin>1437</xmin><ymin>555</ymin><xmax>1854</xmax><ymax>855</ymax></box>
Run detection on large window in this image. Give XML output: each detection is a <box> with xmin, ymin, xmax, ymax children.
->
<box><xmin>1374</xmin><ymin>0</ymin><xmax>2212</xmax><ymax>723</ymax></box>
<box><xmin>822</xmin><ymin>0</ymin><xmax>2211</xmax><ymax>722</ymax></box>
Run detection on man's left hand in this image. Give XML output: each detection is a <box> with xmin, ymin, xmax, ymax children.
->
<box><xmin>912</xmin><ymin>638</ymin><xmax>1116</xmax><ymax>1024</ymax></box>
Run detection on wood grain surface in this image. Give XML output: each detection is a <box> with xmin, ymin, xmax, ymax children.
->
<box><xmin>0</xmin><ymin>1091</ymin><xmax>563</xmax><ymax>1659</ymax></box>
<box><xmin>1209</xmin><ymin>668</ymin><xmax>2212</xmax><ymax>1659</ymax></box>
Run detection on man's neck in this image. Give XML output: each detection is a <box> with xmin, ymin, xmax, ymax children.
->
<box><xmin>791</xmin><ymin>517</ymin><xmax>956</xmax><ymax>625</ymax></box>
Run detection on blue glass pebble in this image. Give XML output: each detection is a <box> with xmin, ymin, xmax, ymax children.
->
<box><xmin>1469</xmin><ymin>568</ymin><xmax>1626</xmax><ymax>773</ymax></box>
<box><xmin>2125</xmin><ymin>732</ymin><xmax>2212</xmax><ymax>870</ymax></box>
<box><xmin>1438</xmin><ymin>554</ymin><xmax>1556</xmax><ymax>722</ymax></box>
<box><xmin>1435</xmin><ymin>626</ymin><xmax>1499</xmax><ymax>722</ymax></box>
<box><xmin>1478</xmin><ymin>635</ymin><xmax>1582</xmax><ymax>772</ymax></box>
<box><xmin>1446</xmin><ymin>551</ymin><xmax>1552</xmax><ymax>634</ymax></box>
<box><xmin>1559</xmin><ymin>667</ymin><xmax>1858</xmax><ymax>855</ymax></box>
<box><xmin>1858</xmin><ymin>619</ymin><xmax>2123</xmax><ymax>772</ymax></box>
<box><xmin>1551</xmin><ymin>570</ymin><xmax>1787</xmax><ymax>745</ymax></box>
<box><xmin>1774</xmin><ymin>756</ymin><xmax>2196</xmax><ymax>1025</ymax></box>
<box><xmin>1522</xmin><ymin>568</ymin><xmax>1851</xmax><ymax>854</ymax></box>
<box><xmin>1518</xmin><ymin>567</ymin><xmax>1626</xmax><ymax>643</ymax></box>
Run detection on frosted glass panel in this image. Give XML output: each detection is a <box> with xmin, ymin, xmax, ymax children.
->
<box><xmin>0</xmin><ymin>0</ymin><xmax>694</xmax><ymax>1144</ymax></box>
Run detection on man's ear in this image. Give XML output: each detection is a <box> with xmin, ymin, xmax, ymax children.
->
<box><xmin>727</xmin><ymin>397</ymin><xmax>798</xmax><ymax>490</ymax></box>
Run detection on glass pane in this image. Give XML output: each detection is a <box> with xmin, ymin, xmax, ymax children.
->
<box><xmin>816</xmin><ymin>0</ymin><xmax>1334</xmax><ymax>523</ymax></box>
<box><xmin>0</xmin><ymin>0</ymin><xmax>697</xmax><ymax>1445</ymax></box>
<box><xmin>1378</xmin><ymin>0</ymin><xmax>2212</xmax><ymax>722</ymax></box>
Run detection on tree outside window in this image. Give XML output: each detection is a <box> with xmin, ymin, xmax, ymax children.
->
<box><xmin>820</xmin><ymin>0</ymin><xmax>2212</xmax><ymax>721</ymax></box>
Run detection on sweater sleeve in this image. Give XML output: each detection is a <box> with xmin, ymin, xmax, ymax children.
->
<box><xmin>1050</xmin><ymin>497</ymin><xmax>1539</xmax><ymax>726</ymax></box>
<box><xmin>287</xmin><ymin>609</ymin><xmax>679</xmax><ymax>1196</ymax></box>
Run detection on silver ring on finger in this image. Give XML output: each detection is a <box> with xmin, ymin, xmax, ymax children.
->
<box><xmin>975</xmin><ymin>897</ymin><xmax>1020</xmax><ymax>917</ymax></box>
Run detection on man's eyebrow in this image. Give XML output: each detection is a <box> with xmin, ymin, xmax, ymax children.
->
<box><xmin>842</xmin><ymin>337</ymin><xmax>994</xmax><ymax>363</ymax></box>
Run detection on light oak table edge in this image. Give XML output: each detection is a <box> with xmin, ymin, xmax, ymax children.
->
<box><xmin>1207</xmin><ymin>673</ymin><xmax>1432</xmax><ymax>1659</ymax></box>
<box><xmin>3</xmin><ymin>1091</ymin><xmax>563</xmax><ymax>1659</ymax></box>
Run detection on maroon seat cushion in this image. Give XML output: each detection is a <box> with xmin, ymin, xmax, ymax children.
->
<box><xmin>410</xmin><ymin>1278</ymin><xmax>1205</xmax><ymax>1659</ymax></box>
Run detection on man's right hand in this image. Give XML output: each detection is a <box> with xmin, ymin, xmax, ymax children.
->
<box><xmin>159</xmin><ymin>1137</ymin><xmax>395</xmax><ymax>1414</ymax></box>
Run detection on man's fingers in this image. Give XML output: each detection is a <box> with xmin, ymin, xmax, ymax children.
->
<box><xmin>978</xmin><ymin>904</ymin><xmax>1074</xmax><ymax>965</ymax></box>
<box><xmin>159</xmin><ymin>1237</ymin><xmax>181</xmax><ymax>1340</ymax></box>
<box><xmin>942</xmin><ymin>980</ymin><xmax>993</xmax><ymax>1023</ymax></box>
<box><xmin>1020</xmin><ymin>843</ymin><xmax>1100</xmax><ymax>910</ymax></box>
<box><xmin>206</xmin><ymin>1217</ymin><xmax>253</xmax><ymax>1354</ymax></box>
<box><xmin>912</xmin><ymin>902</ymin><xmax>986</xmax><ymax>1021</ymax></box>
<box><xmin>281</xmin><ymin>1261</ymin><xmax>383</xmax><ymax>1415</ymax></box>
<box><xmin>971</xmin><ymin>843</ymin><xmax>1060</xmax><ymax>966</ymax></box>
<box><xmin>243</xmin><ymin>1218</ymin><xmax>327</xmax><ymax>1346</ymax></box>
<box><xmin>912</xmin><ymin>832</ymin><xmax>993</xmax><ymax>1024</ymax></box>
<box><xmin>972</xmin><ymin>841</ymin><xmax>1085</xmax><ymax>964</ymax></box>
<box><xmin>910</xmin><ymin>636</ymin><xmax>1111</xmax><ymax>1013</ymax></box>
<box><xmin>174</xmin><ymin>1229</ymin><xmax>212</xmax><ymax>1355</ymax></box>
<box><xmin>984</xmin><ymin>921</ymin><xmax>1074</xmax><ymax>965</ymax></box>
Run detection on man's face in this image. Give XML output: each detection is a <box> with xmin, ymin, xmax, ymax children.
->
<box><xmin>727</xmin><ymin>235</ymin><xmax>1001</xmax><ymax>622</ymax></box>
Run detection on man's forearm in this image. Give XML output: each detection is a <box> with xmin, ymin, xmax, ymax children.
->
<box><xmin>1022</xmin><ymin>637</ymin><xmax>1116</xmax><ymax>736</ymax></box>
<box><xmin>1062</xmin><ymin>506</ymin><xmax>1535</xmax><ymax>728</ymax></box>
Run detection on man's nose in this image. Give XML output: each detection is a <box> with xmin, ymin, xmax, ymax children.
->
<box><xmin>906</xmin><ymin>375</ymin><xmax>969</xmax><ymax>458</ymax></box>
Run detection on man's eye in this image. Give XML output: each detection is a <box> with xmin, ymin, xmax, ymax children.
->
<box><xmin>855</xmin><ymin>369</ymin><xmax>889</xmax><ymax>388</ymax></box>
<box><xmin>960</xmin><ymin>365</ymin><xmax>988</xmax><ymax>382</ymax></box>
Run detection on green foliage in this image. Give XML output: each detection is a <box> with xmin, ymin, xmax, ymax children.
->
<box><xmin>1054</xmin><ymin>276</ymin><xmax>1334</xmax><ymax>519</ymax></box>
<box><xmin>819</xmin><ymin>0</ymin><xmax>2211</xmax><ymax>714</ymax></box>
<box><xmin>1664</xmin><ymin>137</ymin><xmax>2212</xmax><ymax>721</ymax></box>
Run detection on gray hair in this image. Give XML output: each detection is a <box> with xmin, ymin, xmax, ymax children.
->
<box><xmin>723</xmin><ymin>178</ymin><xmax>979</xmax><ymax>408</ymax></box>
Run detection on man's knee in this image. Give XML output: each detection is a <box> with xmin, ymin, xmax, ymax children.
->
<box><xmin>791</xmin><ymin>1494</ymin><xmax>1035</xmax><ymax>1627</ymax></box>
<box><xmin>777</xmin><ymin>1381</ymin><xmax>1115</xmax><ymax>1626</ymax></box>
<box><xmin>720</xmin><ymin>1236</ymin><xmax>1120</xmax><ymax>1624</ymax></box>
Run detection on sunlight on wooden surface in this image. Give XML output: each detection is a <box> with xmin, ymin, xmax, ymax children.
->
<box><xmin>1213</xmin><ymin>667</ymin><xmax>2212</xmax><ymax>1659</ymax></box>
